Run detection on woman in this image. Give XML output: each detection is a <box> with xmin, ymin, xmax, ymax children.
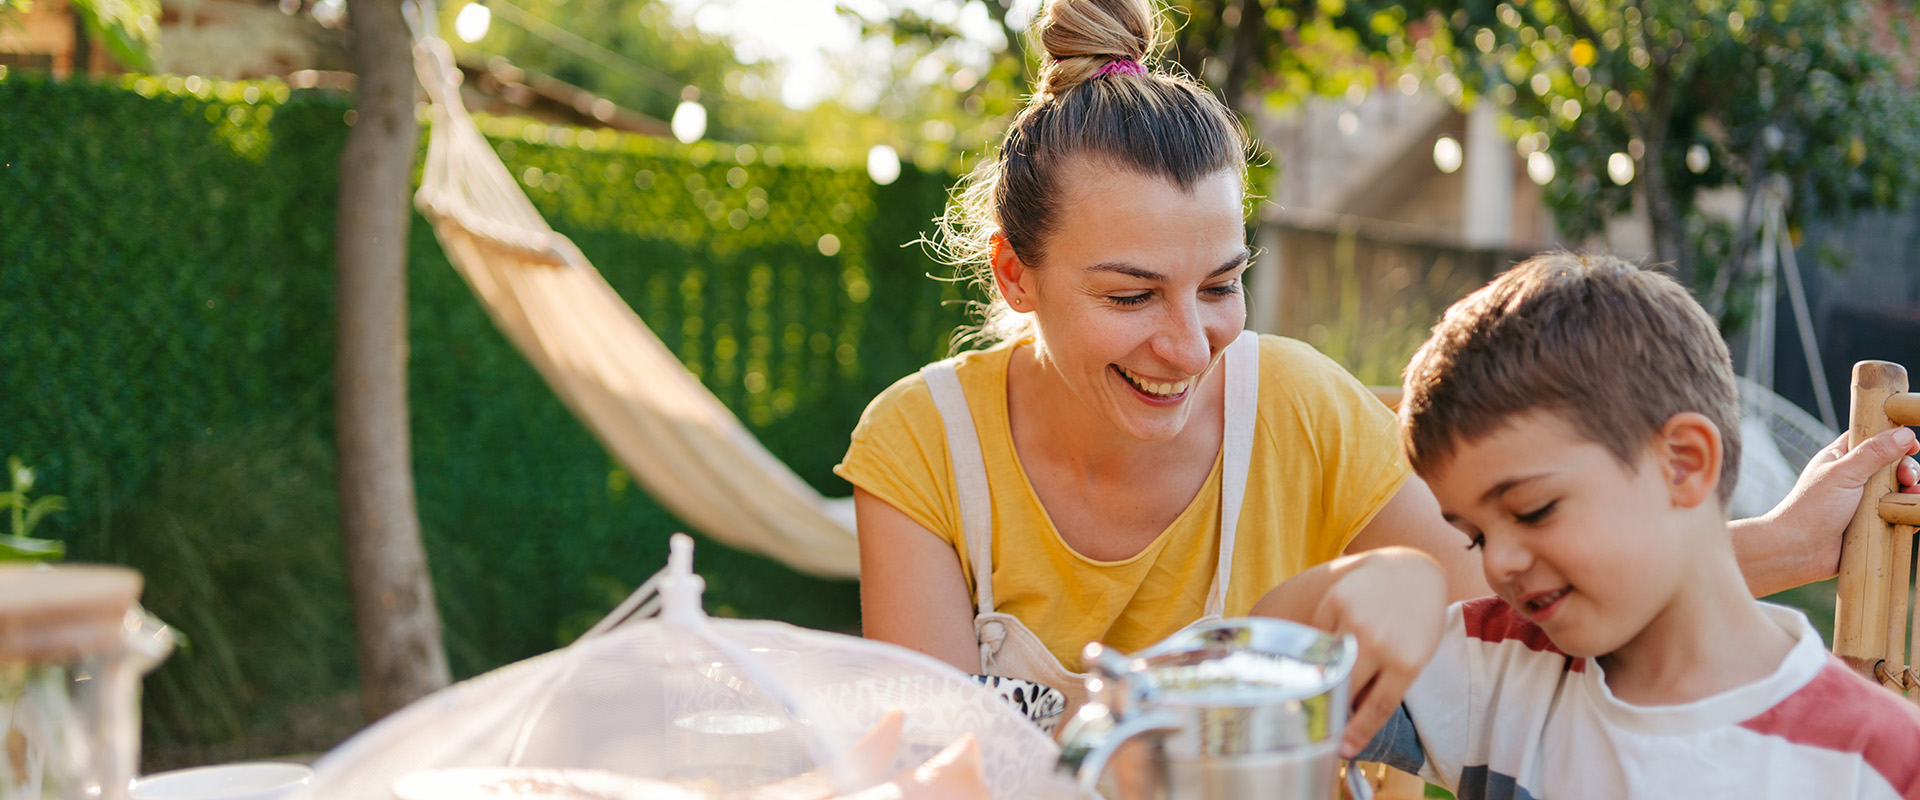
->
<box><xmin>835</xmin><ymin>0</ymin><xmax>1919</xmax><ymax>753</ymax></box>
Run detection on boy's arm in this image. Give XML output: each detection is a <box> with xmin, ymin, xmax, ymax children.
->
<box><xmin>1250</xmin><ymin>546</ymin><xmax>1448</xmax><ymax>760</ymax></box>
<box><xmin>1352</xmin><ymin>603</ymin><xmax>1476</xmax><ymax>793</ymax></box>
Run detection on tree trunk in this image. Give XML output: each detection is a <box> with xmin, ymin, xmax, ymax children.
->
<box><xmin>1221</xmin><ymin>0</ymin><xmax>1266</xmax><ymax>114</ymax></box>
<box><xmin>1642</xmin><ymin>133</ymin><xmax>1690</xmax><ymax>281</ymax></box>
<box><xmin>335</xmin><ymin>0</ymin><xmax>450</xmax><ymax>722</ymax></box>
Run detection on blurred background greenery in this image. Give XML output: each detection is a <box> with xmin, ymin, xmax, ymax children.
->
<box><xmin>0</xmin><ymin>74</ymin><xmax>969</xmax><ymax>766</ymax></box>
<box><xmin>4</xmin><ymin>0</ymin><xmax>1916</xmax><ymax>774</ymax></box>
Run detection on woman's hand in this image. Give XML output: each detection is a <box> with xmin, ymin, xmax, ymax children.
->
<box><xmin>1251</xmin><ymin>547</ymin><xmax>1447</xmax><ymax>760</ymax></box>
<box><xmin>1733</xmin><ymin>426</ymin><xmax>1920</xmax><ymax>597</ymax></box>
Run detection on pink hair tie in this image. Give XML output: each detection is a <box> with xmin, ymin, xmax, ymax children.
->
<box><xmin>1097</xmin><ymin>58</ymin><xmax>1146</xmax><ymax>78</ymax></box>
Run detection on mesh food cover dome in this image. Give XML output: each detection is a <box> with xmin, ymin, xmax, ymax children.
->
<box><xmin>311</xmin><ymin>535</ymin><xmax>1069</xmax><ymax>799</ymax></box>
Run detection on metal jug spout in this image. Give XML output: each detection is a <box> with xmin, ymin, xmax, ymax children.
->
<box><xmin>1052</xmin><ymin>619</ymin><xmax>1358</xmax><ymax>800</ymax></box>
<box><xmin>1055</xmin><ymin>700</ymin><xmax>1183</xmax><ymax>799</ymax></box>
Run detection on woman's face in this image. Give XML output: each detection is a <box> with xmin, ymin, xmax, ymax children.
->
<box><xmin>997</xmin><ymin>161</ymin><xmax>1249</xmax><ymax>443</ymax></box>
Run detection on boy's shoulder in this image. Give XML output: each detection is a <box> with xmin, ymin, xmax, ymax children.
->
<box><xmin>1740</xmin><ymin>652</ymin><xmax>1920</xmax><ymax>795</ymax></box>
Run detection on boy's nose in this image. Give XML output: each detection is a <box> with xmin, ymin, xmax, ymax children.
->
<box><xmin>1480</xmin><ymin>535</ymin><xmax>1533</xmax><ymax>586</ymax></box>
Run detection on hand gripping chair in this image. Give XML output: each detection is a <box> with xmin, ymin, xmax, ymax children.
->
<box><xmin>1834</xmin><ymin>361</ymin><xmax>1920</xmax><ymax>699</ymax></box>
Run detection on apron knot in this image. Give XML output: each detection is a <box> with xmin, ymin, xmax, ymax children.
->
<box><xmin>977</xmin><ymin>617</ymin><xmax>1008</xmax><ymax>669</ymax></box>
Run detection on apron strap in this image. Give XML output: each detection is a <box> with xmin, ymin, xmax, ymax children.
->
<box><xmin>1203</xmin><ymin>330</ymin><xmax>1260</xmax><ymax>619</ymax></box>
<box><xmin>921</xmin><ymin>362</ymin><xmax>997</xmax><ymax>619</ymax></box>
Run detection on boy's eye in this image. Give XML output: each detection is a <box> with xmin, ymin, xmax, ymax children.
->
<box><xmin>1110</xmin><ymin>292</ymin><xmax>1151</xmax><ymax>306</ymax></box>
<box><xmin>1465</xmin><ymin>533</ymin><xmax>1485</xmax><ymax>551</ymax></box>
<box><xmin>1515</xmin><ymin>501</ymin><xmax>1558</xmax><ymax>525</ymax></box>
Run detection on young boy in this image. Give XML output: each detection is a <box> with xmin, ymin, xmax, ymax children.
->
<box><xmin>1353</xmin><ymin>253</ymin><xmax>1920</xmax><ymax>798</ymax></box>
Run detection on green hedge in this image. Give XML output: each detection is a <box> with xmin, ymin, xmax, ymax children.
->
<box><xmin>0</xmin><ymin>74</ymin><xmax>968</xmax><ymax>765</ymax></box>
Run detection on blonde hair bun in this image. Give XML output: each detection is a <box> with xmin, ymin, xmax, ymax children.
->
<box><xmin>1034</xmin><ymin>0</ymin><xmax>1161</xmax><ymax>98</ymax></box>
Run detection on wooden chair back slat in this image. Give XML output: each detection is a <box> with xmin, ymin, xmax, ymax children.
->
<box><xmin>1888</xmin><ymin>393</ymin><xmax>1920</xmax><ymax>427</ymax></box>
<box><xmin>1836</xmin><ymin>361</ymin><xmax>1920</xmax><ymax>703</ymax></box>
<box><xmin>1884</xmin><ymin>495</ymin><xmax>1920</xmax><ymax>527</ymax></box>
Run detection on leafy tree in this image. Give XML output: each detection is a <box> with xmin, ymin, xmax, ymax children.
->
<box><xmin>857</xmin><ymin>0</ymin><xmax>1920</xmax><ymax>311</ymax></box>
<box><xmin>1371</xmin><ymin>0</ymin><xmax>1920</xmax><ymax>310</ymax></box>
<box><xmin>0</xmin><ymin>0</ymin><xmax>159</xmax><ymax>72</ymax></box>
<box><xmin>446</xmin><ymin>0</ymin><xmax>755</xmax><ymax>137</ymax></box>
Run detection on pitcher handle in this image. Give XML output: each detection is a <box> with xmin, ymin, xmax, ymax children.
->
<box><xmin>1056</xmin><ymin>707</ymin><xmax>1182</xmax><ymax>799</ymax></box>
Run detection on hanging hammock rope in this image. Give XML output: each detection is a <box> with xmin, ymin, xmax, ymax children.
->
<box><xmin>409</xmin><ymin>35</ymin><xmax>859</xmax><ymax>578</ymax></box>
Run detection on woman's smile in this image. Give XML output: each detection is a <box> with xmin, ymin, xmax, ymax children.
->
<box><xmin>1112</xmin><ymin>363</ymin><xmax>1198</xmax><ymax>400</ymax></box>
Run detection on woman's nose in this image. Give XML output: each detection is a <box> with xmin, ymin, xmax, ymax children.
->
<box><xmin>1152</xmin><ymin>300</ymin><xmax>1214</xmax><ymax>375</ymax></box>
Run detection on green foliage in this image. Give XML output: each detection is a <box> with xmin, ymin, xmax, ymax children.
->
<box><xmin>1</xmin><ymin>73</ymin><xmax>967</xmax><ymax>765</ymax></box>
<box><xmin>447</xmin><ymin>0</ymin><xmax>749</xmax><ymax>134</ymax></box>
<box><xmin>72</xmin><ymin>0</ymin><xmax>162</xmax><ymax>72</ymax></box>
<box><xmin>0</xmin><ymin>0</ymin><xmax>161</xmax><ymax>71</ymax></box>
<box><xmin>1392</xmin><ymin>0</ymin><xmax>1920</xmax><ymax>290</ymax></box>
<box><xmin>0</xmin><ymin>455</ymin><xmax>68</xmax><ymax>560</ymax></box>
<box><xmin>870</xmin><ymin>1</ymin><xmax>1918</xmax><ymax>315</ymax></box>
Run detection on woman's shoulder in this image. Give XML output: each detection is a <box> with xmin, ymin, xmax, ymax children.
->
<box><xmin>854</xmin><ymin>344</ymin><xmax>1012</xmax><ymax>437</ymax></box>
<box><xmin>1253</xmin><ymin>334</ymin><xmax>1375</xmax><ymax>399</ymax></box>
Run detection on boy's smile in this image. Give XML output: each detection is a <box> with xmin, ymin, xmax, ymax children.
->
<box><xmin>1422</xmin><ymin>411</ymin><xmax>1701</xmax><ymax>661</ymax></box>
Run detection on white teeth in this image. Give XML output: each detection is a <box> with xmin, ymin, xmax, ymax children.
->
<box><xmin>1117</xmin><ymin>365</ymin><xmax>1193</xmax><ymax>398</ymax></box>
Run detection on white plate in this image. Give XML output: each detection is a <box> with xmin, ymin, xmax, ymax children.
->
<box><xmin>391</xmin><ymin>768</ymin><xmax>709</xmax><ymax>800</ymax></box>
<box><xmin>131</xmin><ymin>762</ymin><xmax>312</xmax><ymax>800</ymax></box>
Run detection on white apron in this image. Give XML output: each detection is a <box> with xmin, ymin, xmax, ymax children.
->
<box><xmin>919</xmin><ymin>330</ymin><xmax>1260</xmax><ymax>717</ymax></box>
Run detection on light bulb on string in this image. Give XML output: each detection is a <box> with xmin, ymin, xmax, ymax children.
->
<box><xmin>455</xmin><ymin>2</ymin><xmax>491</xmax><ymax>42</ymax></box>
<box><xmin>867</xmin><ymin>145</ymin><xmax>901</xmax><ymax>185</ymax></box>
<box><xmin>1433</xmin><ymin>136</ymin><xmax>1463</xmax><ymax>174</ymax></box>
<box><xmin>1608</xmin><ymin>152</ymin><xmax>1635</xmax><ymax>185</ymax></box>
<box><xmin>671</xmin><ymin>103</ymin><xmax>706</xmax><ymax>143</ymax></box>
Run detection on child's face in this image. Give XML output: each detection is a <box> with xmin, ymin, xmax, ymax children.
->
<box><xmin>1421</xmin><ymin>411</ymin><xmax>1694</xmax><ymax>658</ymax></box>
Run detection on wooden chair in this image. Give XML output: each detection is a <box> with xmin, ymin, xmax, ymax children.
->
<box><xmin>1834</xmin><ymin>361</ymin><xmax>1920</xmax><ymax>698</ymax></box>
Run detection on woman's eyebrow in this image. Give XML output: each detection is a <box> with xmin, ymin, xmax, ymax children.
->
<box><xmin>1085</xmin><ymin>250</ymin><xmax>1251</xmax><ymax>281</ymax></box>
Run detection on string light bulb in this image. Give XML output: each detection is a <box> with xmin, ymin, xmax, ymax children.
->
<box><xmin>455</xmin><ymin>1</ymin><xmax>491</xmax><ymax>42</ymax></box>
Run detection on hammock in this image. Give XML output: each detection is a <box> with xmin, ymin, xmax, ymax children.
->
<box><xmin>408</xmin><ymin>36</ymin><xmax>859</xmax><ymax>578</ymax></box>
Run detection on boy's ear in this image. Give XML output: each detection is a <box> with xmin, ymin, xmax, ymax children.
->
<box><xmin>990</xmin><ymin>233</ymin><xmax>1034</xmax><ymax>313</ymax></box>
<box><xmin>1656</xmin><ymin>412</ymin><xmax>1722</xmax><ymax>510</ymax></box>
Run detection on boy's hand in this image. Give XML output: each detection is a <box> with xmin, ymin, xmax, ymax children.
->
<box><xmin>1310</xmin><ymin>547</ymin><xmax>1448</xmax><ymax>760</ymax></box>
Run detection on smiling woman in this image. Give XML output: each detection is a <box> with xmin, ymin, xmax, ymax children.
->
<box><xmin>831</xmin><ymin>0</ymin><xmax>1473</xmax><ymax>723</ymax></box>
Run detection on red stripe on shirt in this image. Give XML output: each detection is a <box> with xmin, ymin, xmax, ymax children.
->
<box><xmin>1738</xmin><ymin>656</ymin><xmax>1920</xmax><ymax>797</ymax></box>
<box><xmin>1460</xmin><ymin>596</ymin><xmax>1586</xmax><ymax>672</ymax></box>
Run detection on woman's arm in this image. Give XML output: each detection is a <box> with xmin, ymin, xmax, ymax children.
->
<box><xmin>1733</xmin><ymin>426</ymin><xmax>1920</xmax><ymax>597</ymax></box>
<box><xmin>1342</xmin><ymin>477</ymin><xmax>1491</xmax><ymax>602</ymax></box>
<box><xmin>855</xmin><ymin>487</ymin><xmax>982</xmax><ymax>672</ymax></box>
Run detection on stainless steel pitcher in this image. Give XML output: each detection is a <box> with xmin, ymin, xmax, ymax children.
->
<box><xmin>1055</xmin><ymin>618</ymin><xmax>1358</xmax><ymax>799</ymax></box>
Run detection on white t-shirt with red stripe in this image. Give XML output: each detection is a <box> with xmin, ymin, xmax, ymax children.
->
<box><xmin>1359</xmin><ymin>597</ymin><xmax>1920</xmax><ymax>799</ymax></box>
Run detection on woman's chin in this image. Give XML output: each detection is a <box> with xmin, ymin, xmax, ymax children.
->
<box><xmin>1106</xmin><ymin>403</ymin><xmax>1192</xmax><ymax>443</ymax></box>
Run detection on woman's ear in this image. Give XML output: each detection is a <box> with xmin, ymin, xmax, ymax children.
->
<box><xmin>990</xmin><ymin>233</ymin><xmax>1033</xmax><ymax>313</ymax></box>
<box><xmin>1657</xmin><ymin>412</ymin><xmax>1723</xmax><ymax>510</ymax></box>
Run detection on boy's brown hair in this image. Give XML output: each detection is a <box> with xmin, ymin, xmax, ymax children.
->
<box><xmin>1400</xmin><ymin>252</ymin><xmax>1742</xmax><ymax>505</ymax></box>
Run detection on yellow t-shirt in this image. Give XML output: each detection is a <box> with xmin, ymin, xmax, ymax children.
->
<box><xmin>834</xmin><ymin>334</ymin><xmax>1411</xmax><ymax>669</ymax></box>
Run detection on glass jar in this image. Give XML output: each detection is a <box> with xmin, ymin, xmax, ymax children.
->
<box><xmin>0</xmin><ymin>565</ymin><xmax>173</xmax><ymax>800</ymax></box>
